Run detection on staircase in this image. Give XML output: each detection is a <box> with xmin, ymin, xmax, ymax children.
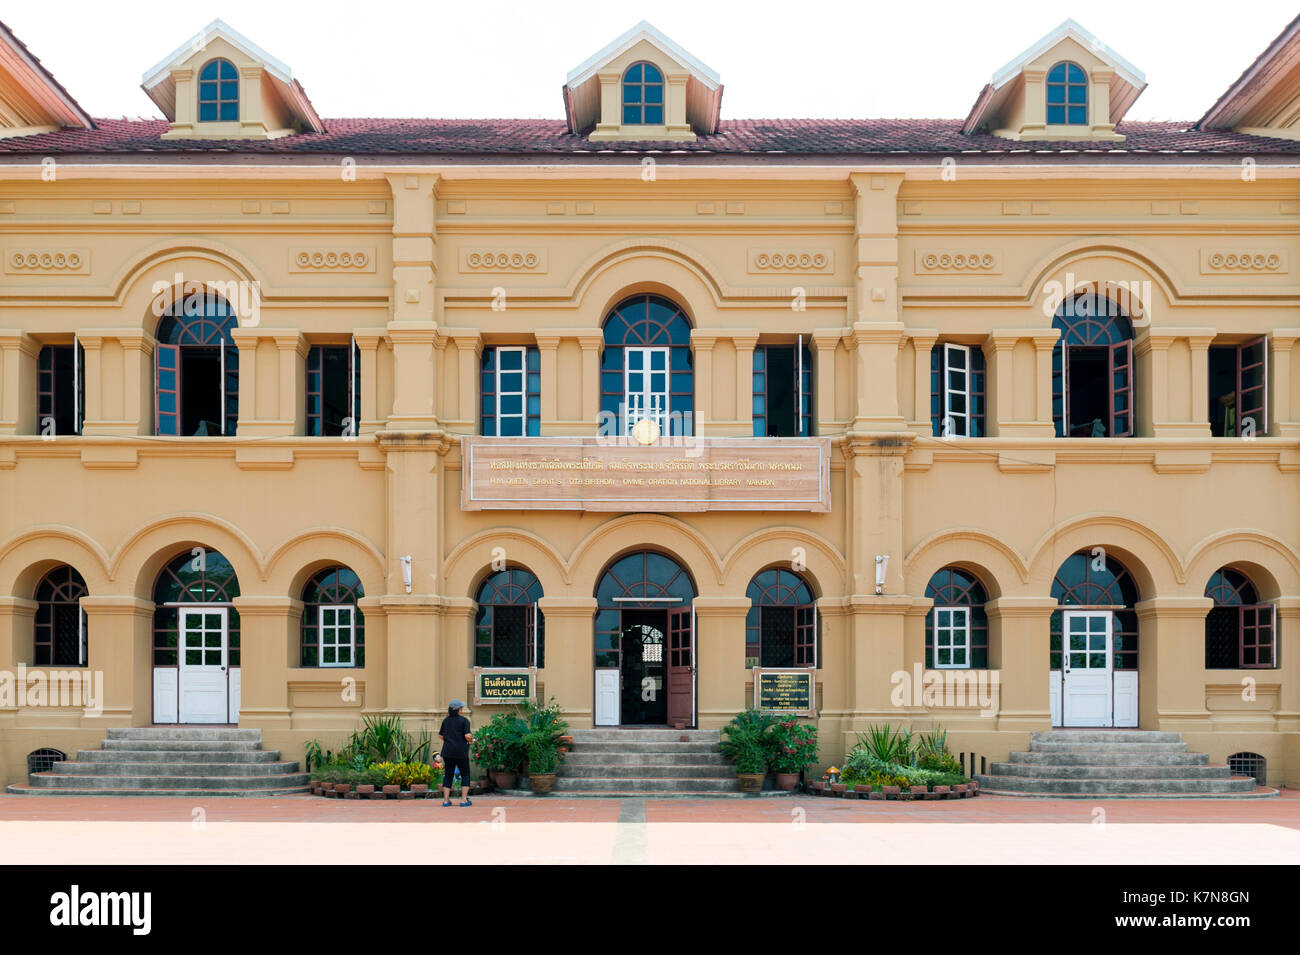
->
<box><xmin>976</xmin><ymin>730</ymin><xmax>1271</xmax><ymax>798</ymax></box>
<box><xmin>7</xmin><ymin>727</ymin><xmax>310</xmax><ymax>796</ymax></box>
<box><xmin>551</xmin><ymin>728</ymin><xmax>742</xmax><ymax>795</ymax></box>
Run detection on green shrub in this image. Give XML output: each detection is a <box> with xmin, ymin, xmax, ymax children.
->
<box><xmin>470</xmin><ymin>712</ymin><xmax>528</xmax><ymax>772</ymax></box>
<box><xmin>373</xmin><ymin>761</ymin><xmax>434</xmax><ymax>788</ymax></box>
<box><xmin>770</xmin><ymin>719</ymin><xmax>818</xmax><ymax>773</ymax></box>
<box><xmin>720</xmin><ymin>710</ymin><xmax>777</xmax><ymax>768</ymax></box>
<box><xmin>731</xmin><ymin>739</ymin><xmax>767</xmax><ymax>775</ymax></box>
<box><xmin>858</xmin><ymin>723</ymin><xmax>914</xmax><ymax>765</ymax></box>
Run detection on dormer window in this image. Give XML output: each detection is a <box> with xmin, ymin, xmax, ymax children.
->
<box><xmin>1047</xmin><ymin>62</ymin><xmax>1087</xmax><ymax>125</ymax></box>
<box><xmin>622</xmin><ymin>62</ymin><xmax>664</xmax><ymax>125</ymax></box>
<box><xmin>198</xmin><ymin>59</ymin><xmax>239</xmax><ymax>122</ymax></box>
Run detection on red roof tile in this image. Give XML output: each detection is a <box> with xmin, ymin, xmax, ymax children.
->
<box><xmin>2</xmin><ymin>116</ymin><xmax>1300</xmax><ymax>159</ymax></box>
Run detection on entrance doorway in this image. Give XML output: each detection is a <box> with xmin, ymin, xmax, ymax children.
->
<box><xmin>179</xmin><ymin>607</ymin><xmax>231</xmax><ymax>723</ymax></box>
<box><xmin>593</xmin><ymin>552</ymin><xmax>696</xmax><ymax>727</ymax></box>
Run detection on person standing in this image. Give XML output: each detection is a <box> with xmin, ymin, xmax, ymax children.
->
<box><xmin>438</xmin><ymin>699</ymin><xmax>473</xmax><ymax>807</ymax></box>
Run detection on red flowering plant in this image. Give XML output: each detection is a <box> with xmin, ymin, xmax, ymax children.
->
<box><xmin>769</xmin><ymin>719</ymin><xmax>819</xmax><ymax>774</ymax></box>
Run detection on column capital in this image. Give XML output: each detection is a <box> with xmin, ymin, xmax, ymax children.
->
<box><xmin>1134</xmin><ymin>596</ymin><xmax>1213</xmax><ymax>620</ymax></box>
<box><xmin>79</xmin><ymin>595</ymin><xmax>153</xmax><ymax>617</ymax></box>
<box><xmin>0</xmin><ymin>330</ymin><xmax>40</xmax><ymax>358</ymax></box>
<box><xmin>985</xmin><ymin>596</ymin><xmax>1059</xmax><ymax>618</ymax></box>
<box><xmin>691</xmin><ymin>596</ymin><xmax>750</xmax><ymax>617</ymax></box>
<box><xmin>231</xmin><ymin>595</ymin><xmax>305</xmax><ymax>616</ymax></box>
<box><xmin>536</xmin><ymin>596</ymin><xmax>598</xmax><ymax>617</ymax></box>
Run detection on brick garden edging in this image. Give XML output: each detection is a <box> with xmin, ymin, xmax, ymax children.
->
<box><xmin>310</xmin><ymin>780</ymin><xmax>489</xmax><ymax>800</ymax></box>
<box><xmin>808</xmin><ymin>780</ymin><xmax>979</xmax><ymax>801</ymax></box>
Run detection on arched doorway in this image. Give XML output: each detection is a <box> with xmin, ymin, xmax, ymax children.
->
<box><xmin>1050</xmin><ymin>551</ymin><xmax>1140</xmax><ymax>727</ymax></box>
<box><xmin>594</xmin><ymin>551</ymin><xmax>696</xmax><ymax>727</ymax></box>
<box><xmin>152</xmin><ymin>548</ymin><xmax>241</xmax><ymax>723</ymax></box>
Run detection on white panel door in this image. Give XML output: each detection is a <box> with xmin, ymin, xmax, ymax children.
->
<box><xmin>594</xmin><ymin>669</ymin><xmax>620</xmax><ymax>726</ymax></box>
<box><xmin>1049</xmin><ymin>670</ymin><xmax>1062</xmax><ymax>727</ymax></box>
<box><xmin>178</xmin><ymin>607</ymin><xmax>229</xmax><ymax>724</ymax></box>
<box><xmin>1113</xmin><ymin>670</ymin><xmax>1138</xmax><ymax>727</ymax></box>
<box><xmin>1062</xmin><ymin>611</ymin><xmax>1113</xmax><ymax>727</ymax></box>
<box><xmin>153</xmin><ymin>668</ymin><xmax>178</xmax><ymax>724</ymax></box>
<box><xmin>227</xmin><ymin>667</ymin><xmax>241</xmax><ymax>724</ymax></box>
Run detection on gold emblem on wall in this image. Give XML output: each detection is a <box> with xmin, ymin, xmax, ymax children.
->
<box><xmin>914</xmin><ymin>250</ymin><xmax>1001</xmax><ymax>274</ymax></box>
<box><xmin>1200</xmin><ymin>250</ymin><xmax>1286</xmax><ymax>274</ymax></box>
<box><xmin>5</xmin><ymin>249</ymin><xmax>91</xmax><ymax>274</ymax></box>
<box><xmin>459</xmin><ymin>249</ymin><xmax>548</xmax><ymax>273</ymax></box>
<box><xmin>289</xmin><ymin>248</ymin><xmax>376</xmax><ymax>272</ymax></box>
<box><xmin>748</xmin><ymin>249</ymin><xmax>833</xmax><ymax>273</ymax></box>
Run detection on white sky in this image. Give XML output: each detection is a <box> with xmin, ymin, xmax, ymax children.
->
<box><xmin>9</xmin><ymin>0</ymin><xmax>1297</xmax><ymax>122</ymax></box>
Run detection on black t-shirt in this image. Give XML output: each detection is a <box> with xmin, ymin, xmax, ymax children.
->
<box><xmin>439</xmin><ymin>714</ymin><xmax>471</xmax><ymax>759</ymax></box>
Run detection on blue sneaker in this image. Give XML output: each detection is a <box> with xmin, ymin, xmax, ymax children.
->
<box><xmin>442</xmin><ymin>799</ymin><xmax>452</xmax><ymax>807</ymax></box>
<box><xmin>459</xmin><ymin>798</ymin><xmax>472</xmax><ymax>807</ymax></box>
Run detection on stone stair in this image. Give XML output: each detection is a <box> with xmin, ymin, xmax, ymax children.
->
<box><xmin>551</xmin><ymin>728</ymin><xmax>742</xmax><ymax>795</ymax></box>
<box><xmin>975</xmin><ymin>730</ymin><xmax>1272</xmax><ymax>798</ymax></box>
<box><xmin>6</xmin><ymin>727</ymin><xmax>310</xmax><ymax>796</ymax></box>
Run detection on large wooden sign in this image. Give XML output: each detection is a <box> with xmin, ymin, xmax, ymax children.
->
<box><xmin>754</xmin><ymin>669</ymin><xmax>815</xmax><ymax>715</ymax></box>
<box><xmin>474</xmin><ymin>668</ymin><xmax>534</xmax><ymax>704</ymax></box>
<box><xmin>461</xmin><ymin>436</ymin><xmax>831</xmax><ymax>512</ymax></box>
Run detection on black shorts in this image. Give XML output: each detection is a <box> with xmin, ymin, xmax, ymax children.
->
<box><xmin>441</xmin><ymin>754</ymin><xmax>471</xmax><ymax>787</ymax></box>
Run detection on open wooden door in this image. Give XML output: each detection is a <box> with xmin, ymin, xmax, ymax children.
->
<box><xmin>667</xmin><ymin>606</ymin><xmax>693</xmax><ymax>727</ymax></box>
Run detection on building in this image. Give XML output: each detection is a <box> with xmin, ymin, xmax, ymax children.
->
<box><xmin>1</xmin><ymin>15</ymin><xmax>1299</xmax><ymax>789</ymax></box>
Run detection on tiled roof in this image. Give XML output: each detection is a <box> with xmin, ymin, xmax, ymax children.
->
<box><xmin>4</xmin><ymin>116</ymin><xmax>1300</xmax><ymax>159</ymax></box>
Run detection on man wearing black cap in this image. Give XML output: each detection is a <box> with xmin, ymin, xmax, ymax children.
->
<box><xmin>438</xmin><ymin>699</ymin><xmax>473</xmax><ymax>807</ymax></box>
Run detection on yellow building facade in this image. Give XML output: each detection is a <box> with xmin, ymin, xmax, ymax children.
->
<box><xmin>2</xmin><ymin>18</ymin><xmax>1300</xmax><ymax>787</ymax></box>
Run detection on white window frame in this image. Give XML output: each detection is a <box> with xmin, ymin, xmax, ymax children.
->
<box><xmin>319</xmin><ymin>604</ymin><xmax>357</xmax><ymax>668</ymax></box>
<box><xmin>493</xmin><ymin>345</ymin><xmax>528</xmax><ymax>437</ymax></box>
<box><xmin>933</xmin><ymin>606</ymin><xmax>970</xmax><ymax>669</ymax></box>
<box><xmin>942</xmin><ymin>343</ymin><xmax>970</xmax><ymax>438</ymax></box>
<box><xmin>624</xmin><ymin>345</ymin><xmax>670</xmax><ymax>435</ymax></box>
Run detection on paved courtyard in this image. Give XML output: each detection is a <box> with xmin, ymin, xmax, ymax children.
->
<box><xmin>2</xmin><ymin>790</ymin><xmax>1298</xmax><ymax>865</ymax></box>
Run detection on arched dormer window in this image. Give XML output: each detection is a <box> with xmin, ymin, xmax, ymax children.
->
<box><xmin>601</xmin><ymin>294</ymin><xmax>693</xmax><ymax>437</ymax></box>
<box><xmin>1052</xmin><ymin>293</ymin><xmax>1134</xmax><ymax>437</ymax></box>
<box><xmin>1047</xmin><ymin>62</ymin><xmax>1088</xmax><ymax>126</ymax></box>
<box><xmin>622</xmin><ymin>62</ymin><xmax>664</xmax><ymax>125</ymax></box>
<box><xmin>198</xmin><ymin>59</ymin><xmax>239</xmax><ymax>122</ymax></box>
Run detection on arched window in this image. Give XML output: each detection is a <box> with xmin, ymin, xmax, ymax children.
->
<box><xmin>475</xmin><ymin>568</ymin><xmax>544</xmax><ymax>668</ymax></box>
<box><xmin>302</xmin><ymin>567</ymin><xmax>366</xmax><ymax>667</ymax></box>
<box><xmin>925</xmin><ymin>568</ymin><xmax>988</xmax><ymax>669</ymax></box>
<box><xmin>152</xmin><ymin>549</ymin><xmax>241</xmax><ymax>667</ymax></box>
<box><xmin>34</xmin><ymin>566</ymin><xmax>88</xmax><ymax>666</ymax></box>
<box><xmin>1047</xmin><ymin>62</ymin><xmax>1087</xmax><ymax>125</ymax></box>
<box><xmin>622</xmin><ymin>62</ymin><xmax>664</xmax><ymax>125</ymax></box>
<box><xmin>198</xmin><ymin>58</ymin><xmax>239</xmax><ymax>122</ymax></box>
<box><xmin>155</xmin><ymin>289</ymin><xmax>239</xmax><ymax>436</ymax></box>
<box><xmin>1050</xmin><ymin>551</ymin><xmax>1139</xmax><ymax>671</ymax></box>
<box><xmin>1052</xmin><ymin>293</ymin><xmax>1134</xmax><ymax>437</ymax></box>
<box><xmin>1205</xmin><ymin>568</ymin><xmax>1274</xmax><ymax>669</ymax></box>
<box><xmin>745</xmin><ymin>569</ymin><xmax>817</xmax><ymax>668</ymax></box>
<box><xmin>601</xmin><ymin>294</ymin><xmax>693</xmax><ymax>437</ymax></box>
<box><xmin>1228</xmin><ymin>752</ymin><xmax>1266</xmax><ymax>783</ymax></box>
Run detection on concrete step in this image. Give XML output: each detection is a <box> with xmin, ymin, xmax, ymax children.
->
<box><xmin>1031</xmin><ymin>730</ymin><xmax>1183</xmax><ymax>744</ymax></box>
<box><xmin>563</xmin><ymin>740</ymin><xmax>721</xmax><ymax>755</ymax></box>
<box><xmin>100</xmin><ymin>739</ymin><xmax>262</xmax><ymax>752</ymax></box>
<box><xmin>989</xmin><ymin>762</ymin><xmax>1232</xmax><ymax>780</ymax></box>
<box><xmin>560</xmin><ymin>751</ymin><xmax>730</xmax><ymax>767</ymax></box>
<box><xmin>569</xmin><ymin>728</ymin><xmax>719</xmax><ymax>743</ymax></box>
<box><xmin>551</xmin><ymin>776</ymin><xmax>741</xmax><ymax>793</ymax></box>
<box><xmin>6</xmin><ymin>784</ymin><xmax>310</xmax><ymax>797</ymax></box>
<box><xmin>1006</xmin><ymin>750</ymin><xmax>1209</xmax><ymax>766</ymax></box>
<box><xmin>75</xmin><ymin>749</ymin><xmax>283</xmax><ymax>764</ymax></box>
<box><xmin>1028</xmin><ymin>741</ymin><xmax>1189</xmax><ymax>754</ymax></box>
<box><xmin>557</xmin><ymin>763</ymin><xmax>734</xmax><ymax>780</ymax></box>
<box><xmin>52</xmin><ymin>760</ymin><xmax>302</xmax><ymax>777</ymax></box>
<box><xmin>106</xmin><ymin>727</ymin><xmax>262</xmax><ymax>742</ymax></box>
<box><xmin>28</xmin><ymin>772</ymin><xmax>311</xmax><ymax>790</ymax></box>
<box><xmin>974</xmin><ymin>774</ymin><xmax>1255</xmax><ymax>795</ymax></box>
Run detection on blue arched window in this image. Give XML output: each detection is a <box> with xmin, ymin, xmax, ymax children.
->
<box><xmin>745</xmin><ymin>568</ymin><xmax>817</xmax><ymax>669</ymax></box>
<box><xmin>622</xmin><ymin>62</ymin><xmax>664</xmax><ymax>125</ymax></box>
<box><xmin>475</xmin><ymin>568</ymin><xmax>544</xmax><ymax>668</ymax></box>
<box><xmin>925</xmin><ymin>568</ymin><xmax>988</xmax><ymax>669</ymax></box>
<box><xmin>155</xmin><ymin>290</ymin><xmax>239</xmax><ymax>436</ymax></box>
<box><xmin>1205</xmin><ymin>568</ymin><xmax>1274</xmax><ymax>669</ymax></box>
<box><xmin>1047</xmin><ymin>62</ymin><xmax>1087</xmax><ymax>125</ymax></box>
<box><xmin>601</xmin><ymin>295</ymin><xmax>693</xmax><ymax>436</ymax></box>
<box><xmin>198</xmin><ymin>59</ymin><xmax>239</xmax><ymax>122</ymax></box>
<box><xmin>302</xmin><ymin>567</ymin><xmax>365</xmax><ymax>668</ymax></box>
<box><xmin>1052</xmin><ymin>294</ymin><xmax>1134</xmax><ymax>437</ymax></box>
<box><xmin>34</xmin><ymin>565</ymin><xmax>88</xmax><ymax>667</ymax></box>
<box><xmin>1050</xmin><ymin>552</ymin><xmax>1139</xmax><ymax>671</ymax></box>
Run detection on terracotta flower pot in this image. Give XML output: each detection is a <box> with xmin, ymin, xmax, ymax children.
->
<box><xmin>882</xmin><ymin>785</ymin><xmax>901</xmax><ymax>799</ymax></box>
<box><xmin>774</xmin><ymin>773</ymin><xmax>799</xmax><ymax>791</ymax></box>
<box><xmin>530</xmin><ymin>772</ymin><xmax>557</xmax><ymax>794</ymax></box>
<box><xmin>737</xmin><ymin>772</ymin><xmax>764</xmax><ymax>793</ymax></box>
<box><xmin>492</xmin><ymin>771</ymin><xmax>517</xmax><ymax>790</ymax></box>
<box><xmin>356</xmin><ymin>784</ymin><xmax>375</xmax><ymax>795</ymax></box>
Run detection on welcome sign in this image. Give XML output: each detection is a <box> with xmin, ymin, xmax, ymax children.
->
<box><xmin>474</xmin><ymin>668</ymin><xmax>534</xmax><ymax>704</ymax></box>
<box><xmin>461</xmin><ymin>436</ymin><xmax>831</xmax><ymax>512</ymax></box>
<box><xmin>754</xmin><ymin>669</ymin><xmax>815</xmax><ymax>715</ymax></box>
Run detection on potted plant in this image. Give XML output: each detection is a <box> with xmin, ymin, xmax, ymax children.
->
<box><xmin>470</xmin><ymin>712</ymin><xmax>527</xmax><ymax>790</ymax></box>
<box><xmin>520</xmin><ymin>697</ymin><xmax>568</xmax><ymax>794</ymax></box>
<box><xmin>720</xmin><ymin>710</ymin><xmax>776</xmax><ymax>793</ymax></box>
<box><xmin>732</xmin><ymin>739</ymin><xmax>767</xmax><ymax>793</ymax></box>
<box><xmin>769</xmin><ymin>719</ymin><xmax>818</xmax><ymax>791</ymax></box>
